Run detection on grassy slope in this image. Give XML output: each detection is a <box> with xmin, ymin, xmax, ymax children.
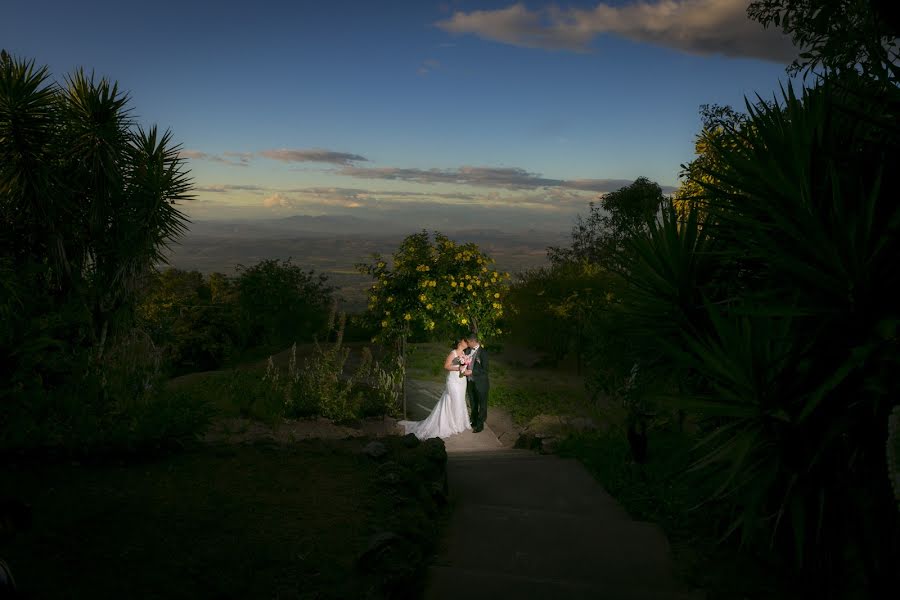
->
<box><xmin>406</xmin><ymin>341</ymin><xmax>590</xmax><ymax>424</ymax></box>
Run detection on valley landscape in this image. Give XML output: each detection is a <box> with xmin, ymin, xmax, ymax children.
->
<box><xmin>166</xmin><ymin>217</ymin><xmax>568</xmax><ymax>310</ymax></box>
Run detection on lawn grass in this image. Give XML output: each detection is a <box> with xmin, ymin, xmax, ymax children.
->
<box><xmin>407</xmin><ymin>342</ymin><xmax>588</xmax><ymax>424</ymax></box>
<box><xmin>0</xmin><ymin>437</ymin><xmax>445</xmax><ymax>599</ymax></box>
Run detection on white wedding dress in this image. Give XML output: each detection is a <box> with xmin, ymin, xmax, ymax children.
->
<box><xmin>399</xmin><ymin>350</ymin><xmax>470</xmax><ymax>440</ymax></box>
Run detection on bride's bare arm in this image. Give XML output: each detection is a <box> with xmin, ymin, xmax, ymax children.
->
<box><xmin>443</xmin><ymin>352</ymin><xmax>460</xmax><ymax>371</ymax></box>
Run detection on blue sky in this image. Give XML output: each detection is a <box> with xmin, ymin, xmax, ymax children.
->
<box><xmin>3</xmin><ymin>0</ymin><xmax>797</xmax><ymax>231</ymax></box>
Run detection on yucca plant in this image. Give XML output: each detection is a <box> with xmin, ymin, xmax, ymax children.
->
<box><xmin>619</xmin><ymin>74</ymin><xmax>900</xmax><ymax>596</ymax></box>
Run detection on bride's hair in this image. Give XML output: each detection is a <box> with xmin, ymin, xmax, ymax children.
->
<box><xmin>450</xmin><ymin>336</ymin><xmax>466</xmax><ymax>349</ymax></box>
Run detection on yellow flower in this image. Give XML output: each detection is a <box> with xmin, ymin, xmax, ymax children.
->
<box><xmin>493</xmin><ymin>302</ymin><xmax>501</xmax><ymax>309</ymax></box>
<box><xmin>497</xmin><ymin>329</ymin><xmax>503</xmax><ymax>334</ymax></box>
<box><xmin>381</xmin><ymin>320</ymin><xmax>388</xmax><ymax>327</ymax></box>
<box><xmin>426</xmin><ymin>303</ymin><xmax>433</xmax><ymax>310</ymax></box>
<box><xmin>461</xmin><ymin>318</ymin><xmax>468</xmax><ymax>325</ymax></box>
<box><xmin>429</xmin><ymin>280</ymin><xmax>436</xmax><ymax>287</ymax></box>
<box><xmin>427</xmin><ymin>321</ymin><xmax>435</xmax><ymax>330</ymax></box>
<box><xmin>419</xmin><ymin>294</ymin><xmax>427</xmax><ymax>302</ymax></box>
<box><xmin>387</xmin><ymin>296</ymin><xmax>394</xmax><ymax>303</ymax></box>
<box><xmin>451</xmin><ymin>281</ymin><xmax>458</xmax><ymax>288</ymax></box>
<box><xmin>494</xmin><ymin>293</ymin><xmax>500</xmax><ymax>298</ymax></box>
<box><xmin>385</xmin><ymin>310</ymin><xmax>391</xmax><ymax>316</ymax></box>
<box><xmin>377</xmin><ymin>262</ymin><xmax>385</xmax><ymax>268</ymax></box>
<box><xmin>404</xmin><ymin>313</ymin><xmax>412</xmax><ymax>321</ymax></box>
<box><xmin>466</xmin><ymin>284</ymin><xmax>473</xmax><ymax>291</ymax></box>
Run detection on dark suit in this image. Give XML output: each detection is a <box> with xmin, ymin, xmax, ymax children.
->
<box><xmin>464</xmin><ymin>345</ymin><xmax>489</xmax><ymax>428</ymax></box>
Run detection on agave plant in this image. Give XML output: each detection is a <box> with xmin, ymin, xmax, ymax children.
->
<box><xmin>618</xmin><ymin>74</ymin><xmax>900</xmax><ymax>596</ymax></box>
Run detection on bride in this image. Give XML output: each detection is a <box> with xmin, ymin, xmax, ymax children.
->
<box><xmin>399</xmin><ymin>337</ymin><xmax>471</xmax><ymax>440</ymax></box>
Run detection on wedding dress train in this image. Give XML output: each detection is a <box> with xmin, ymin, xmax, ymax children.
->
<box><xmin>399</xmin><ymin>351</ymin><xmax>470</xmax><ymax>440</ymax></box>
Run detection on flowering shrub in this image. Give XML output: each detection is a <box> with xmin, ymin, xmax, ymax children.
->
<box><xmin>357</xmin><ymin>231</ymin><xmax>510</xmax><ymax>343</ymax></box>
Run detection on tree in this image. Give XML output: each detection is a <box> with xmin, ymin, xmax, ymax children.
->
<box><xmin>234</xmin><ymin>258</ymin><xmax>333</xmax><ymax>348</ymax></box>
<box><xmin>505</xmin><ymin>262</ymin><xmax>615</xmax><ymax>372</ymax></box>
<box><xmin>358</xmin><ymin>231</ymin><xmax>509</xmax><ymax>417</ymax></box>
<box><xmin>359</xmin><ymin>231</ymin><xmax>508</xmax><ymax>342</ymax></box>
<box><xmin>0</xmin><ymin>53</ymin><xmax>191</xmax><ymax>353</ymax></box>
<box><xmin>748</xmin><ymin>0</ymin><xmax>900</xmax><ymax>82</ymax></box>
<box><xmin>136</xmin><ymin>268</ymin><xmax>240</xmax><ymax>373</ymax></box>
<box><xmin>674</xmin><ymin>104</ymin><xmax>751</xmax><ymax>215</ymax></box>
<box><xmin>1</xmin><ymin>54</ymin><xmax>190</xmax><ymax>393</ymax></box>
<box><xmin>548</xmin><ymin>177</ymin><xmax>667</xmax><ymax>268</ymax></box>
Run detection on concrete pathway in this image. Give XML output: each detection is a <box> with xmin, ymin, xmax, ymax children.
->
<box><xmin>407</xmin><ymin>378</ymin><xmax>687</xmax><ymax>600</ymax></box>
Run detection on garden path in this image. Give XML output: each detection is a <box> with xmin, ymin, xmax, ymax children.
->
<box><xmin>407</xmin><ymin>378</ymin><xmax>690</xmax><ymax>600</ymax></box>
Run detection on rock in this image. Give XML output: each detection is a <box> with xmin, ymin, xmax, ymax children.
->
<box><xmin>563</xmin><ymin>416</ymin><xmax>598</xmax><ymax>432</ymax></box>
<box><xmin>356</xmin><ymin>530</ymin><xmax>420</xmax><ymax>591</ymax></box>
<box><xmin>375</xmin><ymin>461</ymin><xmax>412</xmax><ymax>488</ymax></box>
<box><xmin>514</xmin><ymin>432</ymin><xmax>543</xmax><ymax>451</ymax></box>
<box><xmin>400</xmin><ymin>433</ymin><xmax>420</xmax><ymax>448</ymax></box>
<box><xmin>539</xmin><ymin>436</ymin><xmax>560</xmax><ymax>454</ymax></box>
<box><xmin>421</xmin><ymin>437</ymin><xmax>447</xmax><ymax>464</ymax></box>
<box><xmin>361</xmin><ymin>440</ymin><xmax>387</xmax><ymax>459</ymax></box>
<box><xmin>430</xmin><ymin>477</ymin><xmax>449</xmax><ymax>505</ymax></box>
<box><xmin>357</xmin><ymin>530</ymin><xmax>403</xmax><ymax>571</ymax></box>
<box><xmin>525</xmin><ymin>414</ymin><xmax>566</xmax><ymax>438</ymax></box>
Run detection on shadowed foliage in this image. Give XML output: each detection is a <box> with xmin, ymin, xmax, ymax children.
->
<box><xmin>617</xmin><ymin>75</ymin><xmax>900</xmax><ymax>597</ymax></box>
<box><xmin>1</xmin><ymin>53</ymin><xmax>200</xmax><ymax>454</ymax></box>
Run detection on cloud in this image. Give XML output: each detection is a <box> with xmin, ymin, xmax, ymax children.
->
<box><xmin>179</xmin><ymin>150</ymin><xmax>209</xmax><ymax>160</ymax></box>
<box><xmin>436</xmin><ymin>0</ymin><xmax>797</xmax><ymax>62</ymax></box>
<box><xmin>418</xmin><ymin>58</ymin><xmax>441</xmax><ymax>76</ymax></box>
<box><xmin>221</xmin><ymin>151</ymin><xmax>254</xmax><ymax>166</ymax></box>
<box><xmin>561</xmin><ymin>178</ymin><xmax>637</xmax><ymax>192</ymax></box>
<box><xmin>196</xmin><ymin>184</ymin><xmax>267</xmax><ymax>193</ymax></box>
<box><xmin>337</xmin><ymin>165</ymin><xmax>564</xmax><ymax>189</ymax></box>
<box><xmin>262</xmin><ymin>193</ymin><xmax>295</xmax><ymax>208</ymax></box>
<box><xmin>259</xmin><ymin>148</ymin><xmax>369</xmax><ymax>165</ymax></box>
<box><xmin>336</xmin><ymin>165</ymin><xmax>674</xmax><ymax>194</ymax></box>
<box><xmin>179</xmin><ymin>149</ymin><xmax>251</xmax><ymax>167</ymax></box>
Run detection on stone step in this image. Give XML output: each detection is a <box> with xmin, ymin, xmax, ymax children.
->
<box><xmin>445</xmin><ymin>455</ymin><xmax>632</xmax><ymax>518</ymax></box>
<box><xmin>433</xmin><ymin>503</ymin><xmax>674</xmax><ymax>589</ymax></box>
<box><xmin>425</xmin><ymin>565</ymin><xmax>683</xmax><ymax>600</ymax></box>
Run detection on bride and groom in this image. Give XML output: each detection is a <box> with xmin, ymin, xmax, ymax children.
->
<box><xmin>400</xmin><ymin>331</ymin><xmax>489</xmax><ymax>440</ymax></box>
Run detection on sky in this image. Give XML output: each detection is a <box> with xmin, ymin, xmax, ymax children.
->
<box><xmin>2</xmin><ymin>0</ymin><xmax>798</xmax><ymax>232</ymax></box>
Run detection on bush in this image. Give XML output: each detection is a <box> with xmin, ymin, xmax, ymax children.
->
<box><xmin>1</xmin><ymin>331</ymin><xmax>213</xmax><ymax>457</ymax></box>
<box><xmin>235</xmin><ymin>258</ymin><xmax>333</xmax><ymax>348</ymax></box>
<box><xmin>355</xmin><ymin>347</ymin><xmax>403</xmax><ymax>418</ymax></box>
<box><xmin>136</xmin><ymin>269</ymin><xmax>240</xmax><ymax>374</ymax></box>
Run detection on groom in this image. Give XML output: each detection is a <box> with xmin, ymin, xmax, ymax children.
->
<box><xmin>463</xmin><ymin>331</ymin><xmax>489</xmax><ymax>433</ymax></box>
